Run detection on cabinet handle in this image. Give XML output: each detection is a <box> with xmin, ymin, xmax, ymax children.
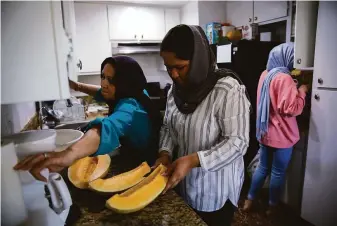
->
<box><xmin>134</xmin><ymin>34</ymin><xmax>137</xmax><ymax>39</ymax></box>
<box><xmin>297</xmin><ymin>58</ymin><xmax>302</xmax><ymax>64</ymax></box>
<box><xmin>142</xmin><ymin>34</ymin><xmax>143</xmax><ymax>39</ymax></box>
<box><xmin>314</xmin><ymin>94</ymin><xmax>320</xmax><ymax>101</ymax></box>
<box><xmin>318</xmin><ymin>78</ymin><xmax>323</xmax><ymax>85</ymax></box>
<box><xmin>254</xmin><ymin>17</ymin><xmax>258</xmax><ymax>21</ymax></box>
<box><xmin>249</xmin><ymin>18</ymin><xmax>252</xmax><ymax>23</ymax></box>
<box><xmin>77</xmin><ymin>59</ymin><xmax>82</xmax><ymax>70</ymax></box>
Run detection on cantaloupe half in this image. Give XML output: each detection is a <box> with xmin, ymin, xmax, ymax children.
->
<box><xmin>68</xmin><ymin>154</ymin><xmax>111</xmax><ymax>189</ymax></box>
<box><xmin>106</xmin><ymin>164</ymin><xmax>168</xmax><ymax>213</ymax></box>
<box><xmin>89</xmin><ymin>162</ymin><xmax>151</xmax><ymax>193</ymax></box>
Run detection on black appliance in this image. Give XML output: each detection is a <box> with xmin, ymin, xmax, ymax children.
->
<box><xmin>211</xmin><ymin>40</ymin><xmax>281</xmax><ymax>166</ymax></box>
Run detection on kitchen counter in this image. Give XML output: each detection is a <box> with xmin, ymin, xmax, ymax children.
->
<box><xmin>62</xmin><ymin>155</ymin><xmax>206</xmax><ymax>226</ymax></box>
<box><xmin>67</xmin><ymin>190</ymin><xmax>206</xmax><ymax>226</ymax></box>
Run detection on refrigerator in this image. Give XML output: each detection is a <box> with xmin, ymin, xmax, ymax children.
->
<box><xmin>212</xmin><ymin>40</ymin><xmax>280</xmax><ymax>166</ymax></box>
<box><xmin>300</xmin><ymin>2</ymin><xmax>337</xmax><ymax>226</ymax></box>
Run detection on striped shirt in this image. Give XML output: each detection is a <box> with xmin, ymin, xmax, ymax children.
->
<box><xmin>159</xmin><ymin>76</ymin><xmax>250</xmax><ymax>211</ymax></box>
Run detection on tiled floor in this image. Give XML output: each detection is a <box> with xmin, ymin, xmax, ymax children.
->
<box><xmin>233</xmin><ymin>200</ymin><xmax>313</xmax><ymax>226</ymax></box>
<box><xmin>232</xmin><ymin>183</ymin><xmax>314</xmax><ymax>226</ymax></box>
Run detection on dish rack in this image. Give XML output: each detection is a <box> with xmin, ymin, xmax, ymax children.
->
<box><xmin>53</xmin><ymin>97</ymin><xmax>86</xmax><ymax>122</ymax></box>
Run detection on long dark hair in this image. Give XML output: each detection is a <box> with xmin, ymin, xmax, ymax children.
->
<box><xmin>101</xmin><ymin>56</ymin><xmax>161</xmax><ymax>164</ymax></box>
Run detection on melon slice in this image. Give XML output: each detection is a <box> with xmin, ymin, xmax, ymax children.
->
<box><xmin>106</xmin><ymin>164</ymin><xmax>167</xmax><ymax>213</ymax></box>
<box><xmin>89</xmin><ymin>162</ymin><xmax>151</xmax><ymax>193</ymax></box>
<box><xmin>68</xmin><ymin>154</ymin><xmax>111</xmax><ymax>189</ymax></box>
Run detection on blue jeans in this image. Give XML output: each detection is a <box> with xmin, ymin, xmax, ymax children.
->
<box><xmin>248</xmin><ymin>144</ymin><xmax>293</xmax><ymax>206</ymax></box>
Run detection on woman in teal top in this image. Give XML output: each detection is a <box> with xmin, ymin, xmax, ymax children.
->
<box><xmin>15</xmin><ymin>56</ymin><xmax>161</xmax><ymax>181</ymax></box>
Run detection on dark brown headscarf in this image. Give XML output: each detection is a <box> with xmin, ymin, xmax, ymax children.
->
<box><xmin>161</xmin><ymin>25</ymin><xmax>219</xmax><ymax>114</ymax></box>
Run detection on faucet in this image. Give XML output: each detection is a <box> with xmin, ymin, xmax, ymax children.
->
<box><xmin>66</xmin><ymin>99</ymin><xmax>73</xmax><ymax>108</ymax></box>
<box><xmin>39</xmin><ymin>104</ymin><xmax>61</xmax><ymax>129</ymax></box>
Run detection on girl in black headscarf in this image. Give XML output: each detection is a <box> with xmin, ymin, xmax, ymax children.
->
<box><xmin>15</xmin><ymin>56</ymin><xmax>161</xmax><ymax>180</ymax></box>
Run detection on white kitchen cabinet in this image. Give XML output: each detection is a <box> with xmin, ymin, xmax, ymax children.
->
<box><xmin>165</xmin><ymin>9</ymin><xmax>181</xmax><ymax>33</ymax></box>
<box><xmin>226</xmin><ymin>1</ymin><xmax>289</xmax><ymax>27</ymax></box>
<box><xmin>312</xmin><ymin>1</ymin><xmax>337</xmax><ymax>89</ymax></box>
<box><xmin>108</xmin><ymin>5</ymin><xmax>165</xmax><ymax>41</ymax></box>
<box><xmin>1</xmin><ymin>1</ymin><xmax>75</xmax><ymax>104</ymax></box>
<box><xmin>301</xmin><ymin>89</ymin><xmax>337</xmax><ymax>226</ymax></box>
<box><xmin>75</xmin><ymin>3</ymin><xmax>111</xmax><ymax>74</ymax></box>
<box><xmin>293</xmin><ymin>1</ymin><xmax>318</xmax><ymax>69</ymax></box>
<box><xmin>253</xmin><ymin>1</ymin><xmax>288</xmax><ymax>23</ymax></box>
<box><xmin>62</xmin><ymin>1</ymin><xmax>79</xmax><ymax>81</ymax></box>
<box><xmin>108</xmin><ymin>5</ymin><xmax>139</xmax><ymax>41</ymax></box>
<box><xmin>137</xmin><ymin>7</ymin><xmax>165</xmax><ymax>41</ymax></box>
<box><xmin>301</xmin><ymin>4</ymin><xmax>337</xmax><ymax>226</ymax></box>
<box><xmin>225</xmin><ymin>1</ymin><xmax>253</xmax><ymax>27</ymax></box>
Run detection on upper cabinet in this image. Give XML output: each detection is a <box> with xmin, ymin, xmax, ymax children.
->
<box><xmin>253</xmin><ymin>1</ymin><xmax>288</xmax><ymax>23</ymax></box>
<box><xmin>225</xmin><ymin>1</ymin><xmax>253</xmax><ymax>27</ymax></box>
<box><xmin>108</xmin><ymin>5</ymin><xmax>165</xmax><ymax>41</ymax></box>
<box><xmin>108</xmin><ymin>5</ymin><xmax>139</xmax><ymax>40</ymax></box>
<box><xmin>75</xmin><ymin>3</ymin><xmax>111</xmax><ymax>74</ymax></box>
<box><xmin>225</xmin><ymin>1</ymin><xmax>289</xmax><ymax>27</ymax></box>
<box><xmin>293</xmin><ymin>1</ymin><xmax>318</xmax><ymax>69</ymax></box>
<box><xmin>137</xmin><ymin>7</ymin><xmax>165</xmax><ymax>41</ymax></box>
<box><xmin>165</xmin><ymin>8</ymin><xmax>181</xmax><ymax>33</ymax></box>
<box><xmin>1</xmin><ymin>1</ymin><xmax>76</xmax><ymax>104</ymax></box>
<box><xmin>62</xmin><ymin>1</ymin><xmax>79</xmax><ymax>81</ymax></box>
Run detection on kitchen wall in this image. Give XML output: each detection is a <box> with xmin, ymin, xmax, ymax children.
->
<box><xmin>77</xmin><ymin>53</ymin><xmax>172</xmax><ymax>89</ymax></box>
<box><xmin>180</xmin><ymin>1</ymin><xmax>226</xmax><ymax>30</ymax></box>
<box><xmin>1</xmin><ymin>102</ymin><xmax>36</xmax><ymax>136</ymax></box>
<box><xmin>198</xmin><ymin>1</ymin><xmax>226</xmax><ymax>29</ymax></box>
<box><xmin>181</xmin><ymin>1</ymin><xmax>199</xmax><ymax>25</ymax></box>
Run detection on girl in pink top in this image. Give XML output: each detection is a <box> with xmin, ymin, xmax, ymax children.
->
<box><xmin>244</xmin><ymin>43</ymin><xmax>309</xmax><ymax>214</ymax></box>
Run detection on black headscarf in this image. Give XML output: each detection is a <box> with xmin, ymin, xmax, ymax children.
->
<box><xmin>161</xmin><ymin>25</ymin><xmax>219</xmax><ymax>114</ymax></box>
<box><xmin>101</xmin><ymin>56</ymin><xmax>161</xmax><ymax>164</ymax></box>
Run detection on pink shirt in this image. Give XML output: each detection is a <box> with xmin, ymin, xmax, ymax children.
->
<box><xmin>257</xmin><ymin>71</ymin><xmax>306</xmax><ymax>148</ymax></box>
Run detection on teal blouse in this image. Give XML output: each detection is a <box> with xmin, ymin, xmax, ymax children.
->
<box><xmin>87</xmin><ymin>89</ymin><xmax>151</xmax><ymax>156</ymax></box>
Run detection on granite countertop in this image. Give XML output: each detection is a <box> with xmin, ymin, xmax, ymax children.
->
<box><xmin>66</xmin><ymin>190</ymin><xmax>206</xmax><ymax>226</ymax></box>
<box><xmin>62</xmin><ymin>155</ymin><xmax>206</xmax><ymax>226</ymax></box>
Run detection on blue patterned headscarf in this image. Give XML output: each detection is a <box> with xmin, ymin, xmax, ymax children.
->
<box><xmin>256</xmin><ymin>43</ymin><xmax>294</xmax><ymax>140</ymax></box>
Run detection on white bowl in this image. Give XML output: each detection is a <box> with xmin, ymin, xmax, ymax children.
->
<box><xmin>55</xmin><ymin>129</ymin><xmax>84</xmax><ymax>152</ymax></box>
<box><xmin>2</xmin><ymin>130</ymin><xmax>56</xmax><ymax>185</ymax></box>
<box><xmin>2</xmin><ymin>130</ymin><xmax>57</xmax><ymax>159</ymax></box>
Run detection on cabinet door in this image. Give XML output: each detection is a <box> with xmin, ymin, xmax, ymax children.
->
<box><xmin>293</xmin><ymin>1</ymin><xmax>318</xmax><ymax>69</ymax></box>
<box><xmin>75</xmin><ymin>3</ymin><xmax>111</xmax><ymax>74</ymax></box>
<box><xmin>165</xmin><ymin>9</ymin><xmax>181</xmax><ymax>33</ymax></box>
<box><xmin>225</xmin><ymin>1</ymin><xmax>253</xmax><ymax>27</ymax></box>
<box><xmin>253</xmin><ymin>1</ymin><xmax>288</xmax><ymax>23</ymax></box>
<box><xmin>1</xmin><ymin>1</ymin><xmax>71</xmax><ymax>104</ymax></box>
<box><xmin>138</xmin><ymin>7</ymin><xmax>165</xmax><ymax>41</ymax></box>
<box><xmin>108</xmin><ymin>5</ymin><xmax>139</xmax><ymax>41</ymax></box>
<box><xmin>312</xmin><ymin>2</ymin><xmax>337</xmax><ymax>89</ymax></box>
<box><xmin>301</xmin><ymin>89</ymin><xmax>337</xmax><ymax>226</ymax></box>
<box><xmin>62</xmin><ymin>1</ymin><xmax>79</xmax><ymax>82</ymax></box>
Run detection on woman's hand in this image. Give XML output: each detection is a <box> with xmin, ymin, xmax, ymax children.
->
<box><xmin>14</xmin><ymin>127</ymin><xmax>102</xmax><ymax>182</ymax></box>
<box><xmin>14</xmin><ymin>149</ymin><xmax>77</xmax><ymax>182</ymax></box>
<box><xmin>299</xmin><ymin>84</ymin><xmax>309</xmax><ymax>93</ymax></box>
<box><xmin>162</xmin><ymin>153</ymin><xmax>200</xmax><ymax>194</ymax></box>
<box><xmin>152</xmin><ymin>151</ymin><xmax>172</xmax><ymax>169</ymax></box>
